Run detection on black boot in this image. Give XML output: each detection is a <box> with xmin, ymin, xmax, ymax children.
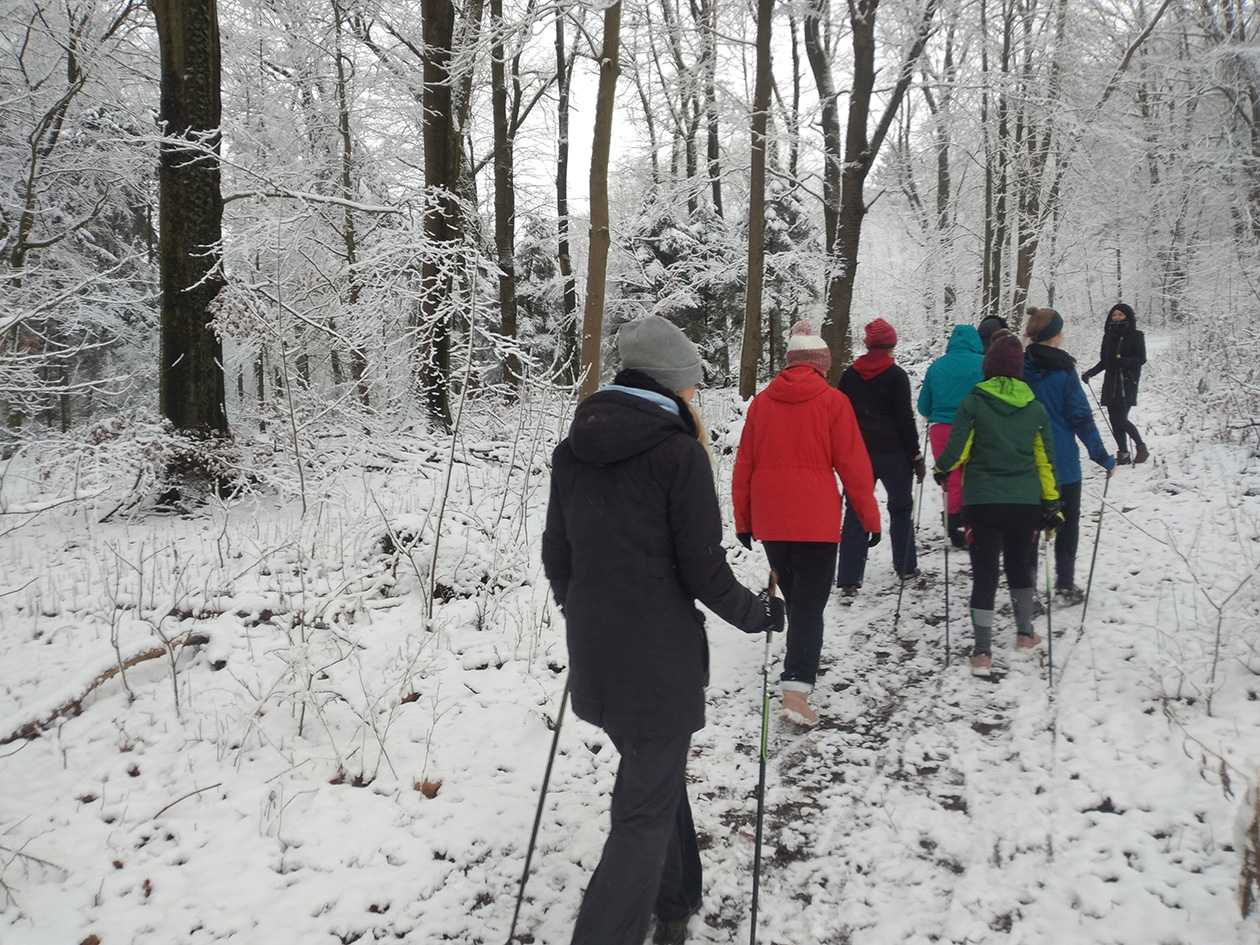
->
<box><xmin>947</xmin><ymin>512</ymin><xmax>966</xmax><ymax>549</ymax></box>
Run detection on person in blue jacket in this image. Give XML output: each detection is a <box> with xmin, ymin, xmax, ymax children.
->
<box><xmin>917</xmin><ymin>324</ymin><xmax>985</xmax><ymax>548</ymax></box>
<box><xmin>1022</xmin><ymin>307</ymin><xmax>1116</xmax><ymax>603</ymax></box>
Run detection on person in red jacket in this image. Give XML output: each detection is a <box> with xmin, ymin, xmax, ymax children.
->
<box><xmin>733</xmin><ymin>321</ymin><xmax>881</xmax><ymax>727</ymax></box>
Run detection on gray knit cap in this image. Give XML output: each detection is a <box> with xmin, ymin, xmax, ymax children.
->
<box><xmin>617</xmin><ymin>316</ymin><xmax>704</xmax><ymax>391</ymax></box>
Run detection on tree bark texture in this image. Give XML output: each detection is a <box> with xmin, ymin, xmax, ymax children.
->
<box><xmin>491</xmin><ymin>0</ymin><xmax>521</xmax><ymax>392</ymax></box>
<box><xmin>740</xmin><ymin>0</ymin><xmax>774</xmax><ymax>400</ymax></box>
<box><xmin>578</xmin><ymin>2</ymin><xmax>621</xmax><ymax>401</ymax></box>
<box><xmin>555</xmin><ymin>10</ymin><xmax>579</xmax><ymax>383</ymax></box>
<box><xmin>421</xmin><ymin>0</ymin><xmax>461</xmax><ymax>428</ymax></box>
<box><xmin>820</xmin><ymin>0</ymin><xmax>937</xmax><ymax>379</ymax></box>
<box><xmin>151</xmin><ymin>0</ymin><xmax>228</xmax><ymax>435</ymax></box>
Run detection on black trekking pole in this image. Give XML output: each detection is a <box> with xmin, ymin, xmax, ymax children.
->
<box><xmin>1078</xmin><ymin>476</ymin><xmax>1110</xmax><ymax>640</ymax></box>
<box><xmin>893</xmin><ymin>425</ymin><xmax>929</xmax><ymax>634</ymax></box>
<box><xmin>1044</xmin><ymin>530</ymin><xmax>1054</xmax><ymax>686</ymax></box>
<box><xmin>506</xmin><ymin>679</ymin><xmax>570</xmax><ymax>945</ymax></box>
<box><xmin>1085</xmin><ymin>378</ymin><xmax>1120</xmax><ymax>455</ymax></box>
<box><xmin>750</xmin><ymin>571</ymin><xmax>777</xmax><ymax>945</ymax></box>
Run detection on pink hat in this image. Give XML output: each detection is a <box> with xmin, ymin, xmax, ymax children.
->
<box><xmin>863</xmin><ymin>318</ymin><xmax>898</xmax><ymax>349</ymax></box>
<box><xmin>785</xmin><ymin>320</ymin><xmax>832</xmax><ymax>374</ymax></box>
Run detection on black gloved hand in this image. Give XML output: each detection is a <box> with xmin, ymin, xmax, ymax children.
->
<box><xmin>1042</xmin><ymin>505</ymin><xmax>1065</xmax><ymax>536</ymax></box>
<box><xmin>866</xmin><ymin>531</ymin><xmax>882</xmax><ymax>548</ymax></box>
<box><xmin>753</xmin><ymin>590</ymin><xmax>786</xmax><ymax>635</ymax></box>
<box><xmin>736</xmin><ymin>532</ymin><xmax>753</xmax><ymax>551</ymax></box>
<box><xmin>932</xmin><ymin>468</ymin><xmax>948</xmax><ymax>487</ymax></box>
<box><xmin>1081</xmin><ymin>368</ymin><xmax>1097</xmax><ymax>382</ymax></box>
<box><xmin>912</xmin><ymin>455</ymin><xmax>927</xmax><ymax>484</ymax></box>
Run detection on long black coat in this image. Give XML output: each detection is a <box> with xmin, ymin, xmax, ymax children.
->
<box><xmin>542</xmin><ymin>387</ymin><xmax>765</xmax><ymax>739</ymax></box>
<box><xmin>1084</xmin><ymin>318</ymin><xmax>1146</xmax><ymax>407</ymax></box>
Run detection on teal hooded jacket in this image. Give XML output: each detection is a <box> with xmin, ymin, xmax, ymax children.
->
<box><xmin>917</xmin><ymin>325</ymin><xmax>985</xmax><ymax>424</ymax></box>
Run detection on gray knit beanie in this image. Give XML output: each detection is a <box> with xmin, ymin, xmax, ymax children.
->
<box><xmin>617</xmin><ymin>316</ymin><xmax>704</xmax><ymax>391</ymax></box>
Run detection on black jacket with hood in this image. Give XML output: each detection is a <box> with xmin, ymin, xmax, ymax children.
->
<box><xmin>1082</xmin><ymin>305</ymin><xmax>1146</xmax><ymax>407</ymax></box>
<box><xmin>542</xmin><ymin>371</ymin><xmax>766</xmax><ymax>739</ymax></box>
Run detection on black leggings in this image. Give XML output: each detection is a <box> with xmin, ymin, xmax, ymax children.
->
<box><xmin>964</xmin><ymin>504</ymin><xmax>1040</xmax><ymax>611</ymax></box>
<box><xmin>1107</xmin><ymin>404</ymin><xmax>1144</xmax><ymax>453</ymax></box>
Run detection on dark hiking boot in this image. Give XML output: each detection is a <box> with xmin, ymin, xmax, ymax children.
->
<box><xmin>1055</xmin><ymin>585</ymin><xmax>1085</xmax><ymax>606</ymax></box>
<box><xmin>653</xmin><ymin>918</ymin><xmax>688</xmax><ymax>945</ymax></box>
<box><xmin>839</xmin><ymin>585</ymin><xmax>859</xmax><ymax>598</ymax></box>
<box><xmin>898</xmin><ymin>568</ymin><xmax>921</xmax><ymax>581</ymax></box>
<box><xmin>1116</xmin><ymin>450</ymin><xmax>1132</xmax><ymax>465</ymax></box>
<box><xmin>947</xmin><ymin>512</ymin><xmax>967</xmax><ymax>549</ymax></box>
<box><xmin>1133</xmin><ymin>444</ymin><xmax>1149</xmax><ymax>464</ymax></box>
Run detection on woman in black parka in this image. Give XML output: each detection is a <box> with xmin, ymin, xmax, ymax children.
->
<box><xmin>1081</xmin><ymin>302</ymin><xmax>1149</xmax><ymax>464</ymax></box>
<box><xmin>542</xmin><ymin>315</ymin><xmax>781</xmax><ymax>945</ymax></box>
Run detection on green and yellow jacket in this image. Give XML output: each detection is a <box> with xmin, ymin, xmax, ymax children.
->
<box><xmin>933</xmin><ymin>377</ymin><xmax>1059</xmax><ymax>508</ymax></box>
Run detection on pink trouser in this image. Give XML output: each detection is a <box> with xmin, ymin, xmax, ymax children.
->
<box><xmin>930</xmin><ymin>422</ymin><xmax>964</xmax><ymax>515</ymax></box>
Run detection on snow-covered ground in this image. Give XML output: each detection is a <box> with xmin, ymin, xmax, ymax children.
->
<box><xmin>2</xmin><ymin>334</ymin><xmax>1259</xmax><ymax>945</ymax></box>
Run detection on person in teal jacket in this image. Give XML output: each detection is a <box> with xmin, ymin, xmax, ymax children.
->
<box><xmin>917</xmin><ymin>324</ymin><xmax>985</xmax><ymax>547</ymax></box>
<box><xmin>1022</xmin><ymin>307</ymin><xmax>1116</xmax><ymax>604</ymax></box>
<box><xmin>932</xmin><ymin>334</ymin><xmax>1062</xmax><ymax>677</ymax></box>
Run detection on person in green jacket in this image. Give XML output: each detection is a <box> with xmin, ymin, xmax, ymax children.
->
<box><xmin>932</xmin><ymin>334</ymin><xmax>1064</xmax><ymax>677</ymax></box>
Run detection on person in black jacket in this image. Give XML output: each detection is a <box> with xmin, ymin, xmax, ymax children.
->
<box><xmin>977</xmin><ymin>313</ymin><xmax>1010</xmax><ymax>353</ymax></box>
<box><xmin>836</xmin><ymin>318</ymin><xmax>926</xmax><ymax>595</ymax></box>
<box><xmin>1081</xmin><ymin>302</ymin><xmax>1149</xmax><ymax>464</ymax></box>
<box><xmin>542</xmin><ymin>315</ymin><xmax>782</xmax><ymax>945</ymax></box>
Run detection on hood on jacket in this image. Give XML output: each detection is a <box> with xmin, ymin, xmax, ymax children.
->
<box><xmin>945</xmin><ymin>324</ymin><xmax>983</xmax><ymax>357</ymax></box>
<box><xmin>1105</xmin><ymin>303</ymin><xmax>1137</xmax><ymax>333</ymax></box>
<box><xmin>976</xmin><ymin>376</ymin><xmax>1035</xmax><ymax>411</ymax></box>
<box><xmin>568</xmin><ymin>386</ymin><xmax>694</xmax><ymax>466</ymax></box>
<box><xmin>1024</xmin><ymin>343</ymin><xmax>1077</xmax><ymax>378</ymax></box>
<box><xmin>765</xmin><ymin>362</ymin><xmax>833</xmax><ymax>404</ymax></box>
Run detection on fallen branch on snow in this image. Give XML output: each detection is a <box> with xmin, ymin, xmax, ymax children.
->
<box><xmin>0</xmin><ymin>634</ymin><xmax>209</xmax><ymax>745</ymax></box>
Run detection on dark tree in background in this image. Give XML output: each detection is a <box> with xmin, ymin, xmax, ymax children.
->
<box><xmin>150</xmin><ymin>0</ymin><xmax>228</xmax><ymax>435</ymax></box>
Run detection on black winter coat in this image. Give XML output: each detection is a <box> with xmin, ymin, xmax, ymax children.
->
<box><xmin>1083</xmin><ymin>316</ymin><xmax>1146</xmax><ymax>407</ymax></box>
<box><xmin>837</xmin><ymin>360</ymin><xmax>920</xmax><ymax>458</ymax></box>
<box><xmin>542</xmin><ymin>379</ymin><xmax>766</xmax><ymax>739</ymax></box>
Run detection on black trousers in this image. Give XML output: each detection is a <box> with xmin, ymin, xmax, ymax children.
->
<box><xmin>1028</xmin><ymin>479</ymin><xmax>1081</xmax><ymax>589</ymax></box>
<box><xmin>763</xmin><ymin>540</ymin><xmax>838</xmax><ymax>688</ymax></box>
<box><xmin>964</xmin><ymin>504</ymin><xmax>1040</xmax><ymax>611</ymax></box>
<box><xmin>570</xmin><ymin>732</ymin><xmax>701</xmax><ymax>945</ymax></box>
<box><xmin>1107</xmin><ymin>404</ymin><xmax>1144</xmax><ymax>453</ymax></box>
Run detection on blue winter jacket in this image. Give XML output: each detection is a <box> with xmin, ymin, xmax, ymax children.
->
<box><xmin>1023</xmin><ymin>343</ymin><xmax>1115</xmax><ymax>485</ymax></box>
<box><xmin>917</xmin><ymin>325</ymin><xmax>984</xmax><ymax>423</ymax></box>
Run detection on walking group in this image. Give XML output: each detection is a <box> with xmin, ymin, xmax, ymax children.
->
<box><xmin>537</xmin><ymin>303</ymin><xmax>1148</xmax><ymax>945</ymax></box>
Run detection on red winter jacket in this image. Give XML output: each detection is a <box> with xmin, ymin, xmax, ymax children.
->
<box><xmin>733</xmin><ymin>364</ymin><xmax>881</xmax><ymax>541</ymax></box>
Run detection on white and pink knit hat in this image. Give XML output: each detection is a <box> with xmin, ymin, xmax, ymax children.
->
<box><xmin>785</xmin><ymin>320</ymin><xmax>832</xmax><ymax>374</ymax></box>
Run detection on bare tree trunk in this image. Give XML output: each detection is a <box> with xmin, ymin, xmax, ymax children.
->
<box><xmin>332</xmin><ymin>0</ymin><xmax>369</xmax><ymax>406</ymax></box>
<box><xmin>819</xmin><ymin>0</ymin><xmax>937</xmax><ymax>378</ymax></box>
<box><xmin>578</xmin><ymin>2</ymin><xmax>621</xmax><ymax>401</ymax></box>
<box><xmin>420</xmin><ymin>0</ymin><xmax>460</xmax><ymax>428</ymax></box>
<box><xmin>739</xmin><ymin>0</ymin><xmax>774</xmax><ymax>399</ymax></box>
<box><xmin>491</xmin><ymin>0</ymin><xmax>520</xmax><ymax>393</ymax></box>
<box><xmin>555</xmin><ymin>9</ymin><xmax>579</xmax><ymax>383</ymax></box>
<box><xmin>151</xmin><ymin>0</ymin><xmax>228</xmax><ymax>436</ymax></box>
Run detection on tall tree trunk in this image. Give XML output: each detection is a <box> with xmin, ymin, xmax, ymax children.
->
<box><xmin>700</xmin><ymin>0</ymin><xmax>723</xmax><ymax>216</ymax></box>
<box><xmin>332</xmin><ymin>0</ymin><xmax>369</xmax><ymax>406</ymax></box>
<box><xmin>555</xmin><ymin>10</ymin><xmax>579</xmax><ymax>383</ymax></box>
<box><xmin>491</xmin><ymin>0</ymin><xmax>520</xmax><ymax>392</ymax></box>
<box><xmin>740</xmin><ymin>0</ymin><xmax>774</xmax><ymax>399</ymax></box>
<box><xmin>578</xmin><ymin>2</ymin><xmax>621</xmax><ymax>401</ymax></box>
<box><xmin>820</xmin><ymin>0</ymin><xmax>937</xmax><ymax>377</ymax></box>
<box><xmin>420</xmin><ymin>0</ymin><xmax>460</xmax><ymax>428</ymax></box>
<box><xmin>151</xmin><ymin>0</ymin><xmax>228</xmax><ymax>436</ymax></box>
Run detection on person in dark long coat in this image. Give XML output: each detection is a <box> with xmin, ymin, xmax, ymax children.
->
<box><xmin>1081</xmin><ymin>302</ymin><xmax>1149</xmax><ymax>464</ymax></box>
<box><xmin>542</xmin><ymin>315</ymin><xmax>781</xmax><ymax>945</ymax></box>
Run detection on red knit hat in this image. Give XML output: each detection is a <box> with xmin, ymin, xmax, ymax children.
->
<box><xmin>863</xmin><ymin>318</ymin><xmax>897</xmax><ymax>349</ymax></box>
<box><xmin>785</xmin><ymin>320</ymin><xmax>832</xmax><ymax>374</ymax></box>
<box><xmin>982</xmin><ymin>333</ymin><xmax>1024</xmax><ymax>380</ymax></box>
